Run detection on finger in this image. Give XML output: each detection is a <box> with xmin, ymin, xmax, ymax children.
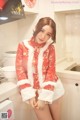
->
<box><xmin>30</xmin><ymin>101</ymin><xmax>35</xmax><ymax>108</ymax></box>
<box><xmin>35</xmin><ymin>106</ymin><xmax>40</xmax><ymax>109</ymax></box>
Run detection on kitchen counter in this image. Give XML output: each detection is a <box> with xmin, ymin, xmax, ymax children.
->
<box><xmin>56</xmin><ymin>58</ymin><xmax>80</xmax><ymax>82</ymax></box>
<box><xmin>57</xmin><ymin>59</ymin><xmax>80</xmax><ymax>120</ymax></box>
<box><xmin>0</xmin><ymin>82</ymin><xmax>18</xmax><ymax>102</ymax></box>
<box><xmin>56</xmin><ymin>59</ymin><xmax>76</xmax><ymax>71</ymax></box>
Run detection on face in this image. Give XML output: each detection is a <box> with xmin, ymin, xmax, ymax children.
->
<box><xmin>35</xmin><ymin>25</ymin><xmax>53</xmax><ymax>44</ymax></box>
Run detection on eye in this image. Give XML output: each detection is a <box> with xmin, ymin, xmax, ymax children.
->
<box><xmin>40</xmin><ymin>29</ymin><xmax>44</xmax><ymax>32</ymax></box>
<box><xmin>47</xmin><ymin>34</ymin><xmax>51</xmax><ymax>37</ymax></box>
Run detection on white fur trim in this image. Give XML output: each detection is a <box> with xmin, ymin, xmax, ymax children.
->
<box><xmin>42</xmin><ymin>81</ymin><xmax>57</xmax><ymax>88</ymax></box>
<box><xmin>38</xmin><ymin>89</ymin><xmax>54</xmax><ymax>103</ymax></box>
<box><xmin>17</xmin><ymin>79</ymin><xmax>30</xmax><ymax>86</ymax></box>
<box><xmin>23</xmin><ymin>39</ymin><xmax>53</xmax><ymax>87</ymax></box>
<box><xmin>52</xmin><ymin>79</ymin><xmax>65</xmax><ymax>101</ymax></box>
<box><xmin>23</xmin><ymin>39</ymin><xmax>34</xmax><ymax>50</ymax></box>
<box><xmin>38</xmin><ymin>39</ymin><xmax>53</xmax><ymax>86</ymax></box>
<box><xmin>23</xmin><ymin>40</ymin><xmax>34</xmax><ymax>86</ymax></box>
<box><xmin>38</xmin><ymin>79</ymin><xmax>65</xmax><ymax>103</ymax></box>
<box><xmin>21</xmin><ymin>87</ymin><xmax>36</xmax><ymax>101</ymax></box>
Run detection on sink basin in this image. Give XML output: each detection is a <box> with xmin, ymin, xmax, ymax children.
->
<box><xmin>70</xmin><ymin>65</ymin><xmax>80</xmax><ymax>72</ymax></box>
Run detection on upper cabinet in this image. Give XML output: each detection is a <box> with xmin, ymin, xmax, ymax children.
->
<box><xmin>52</xmin><ymin>0</ymin><xmax>80</xmax><ymax>12</ymax></box>
<box><xmin>21</xmin><ymin>0</ymin><xmax>39</xmax><ymax>14</ymax></box>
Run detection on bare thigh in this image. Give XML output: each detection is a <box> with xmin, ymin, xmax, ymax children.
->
<box><xmin>49</xmin><ymin>97</ymin><xmax>63</xmax><ymax>120</ymax></box>
<box><xmin>34</xmin><ymin>104</ymin><xmax>53</xmax><ymax>120</ymax></box>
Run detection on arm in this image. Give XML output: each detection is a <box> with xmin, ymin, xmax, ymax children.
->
<box><xmin>38</xmin><ymin>45</ymin><xmax>58</xmax><ymax>103</ymax></box>
<box><xmin>16</xmin><ymin>43</ymin><xmax>36</xmax><ymax>102</ymax></box>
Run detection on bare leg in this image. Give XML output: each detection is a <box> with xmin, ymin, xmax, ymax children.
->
<box><xmin>49</xmin><ymin>97</ymin><xmax>63</xmax><ymax>120</ymax></box>
<box><xmin>34</xmin><ymin>104</ymin><xmax>53</xmax><ymax>120</ymax></box>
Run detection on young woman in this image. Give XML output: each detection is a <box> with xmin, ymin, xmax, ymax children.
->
<box><xmin>16</xmin><ymin>17</ymin><xmax>65</xmax><ymax>120</ymax></box>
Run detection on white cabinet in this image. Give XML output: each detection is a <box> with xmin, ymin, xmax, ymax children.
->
<box><xmin>0</xmin><ymin>100</ymin><xmax>14</xmax><ymax>120</ymax></box>
<box><xmin>0</xmin><ymin>82</ymin><xmax>17</xmax><ymax>120</ymax></box>
<box><xmin>61</xmin><ymin>79</ymin><xmax>80</xmax><ymax>120</ymax></box>
<box><xmin>53</xmin><ymin>0</ymin><xmax>80</xmax><ymax>12</ymax></box>
<box><xmin>21</xmin><ymin>0</ymin><xmax>39</xmax><ymax>14</ymax></box>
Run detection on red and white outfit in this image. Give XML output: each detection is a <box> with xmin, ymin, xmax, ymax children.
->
<box><xmin>16</xmin><ymin>37</ymin><xmax>64</xmax><ymax>104</ymax></box>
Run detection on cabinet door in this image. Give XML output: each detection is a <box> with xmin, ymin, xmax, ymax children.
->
<box><xmin>61</xmin><ymin>81</ymin><xmax>80</xmax><ymax>120</ymax></box>
<box><xmin>21</xmin><ymin>0</ymin><xmax>39</xmax><ymax>14</ymax></box>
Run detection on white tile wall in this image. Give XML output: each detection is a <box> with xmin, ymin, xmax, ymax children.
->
<box><xmin>65</xmin><ymin>13</ymin><xmax>80</xmax><ymax>64</ymax></box>
<box><xmin>55</xmin><ymin>12</ymin><xmax>80</xmax><ymax>63</ymax></box>
<box><xmin>54</xmin><ymin>13</ymin><xmax>66</xmax><ymax>60</ymax></box>
<box><xmin>0</xmin><ymin>21</ymin><xmax>20</xmax><ymax>65</ymax></box>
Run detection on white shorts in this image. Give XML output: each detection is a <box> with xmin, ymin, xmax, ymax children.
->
<box><xmin>26</xmin><ymin>78</ymin><xmax>65</xmax><ymax>104</ymax></box>
<box><xmin>52</xmin><ymin>78</ymin><xmax>65</xmax><ymax>101</ymax></box>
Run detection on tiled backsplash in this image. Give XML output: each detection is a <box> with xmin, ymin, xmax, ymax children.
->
<box><xmin>0</xmin><ymin>21</ymin><xmax>19</xmax><ymax>65</ymax></box>
<box><xmin>65</xmin><ymin>13</ymin><xmax>80</xmax><ymax>64</ymax></box>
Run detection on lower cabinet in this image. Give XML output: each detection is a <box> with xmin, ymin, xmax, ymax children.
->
<box><xmin>61</xmin><ymin>79</ymin><xmax>80</xmax><ymax>120</ymax></box>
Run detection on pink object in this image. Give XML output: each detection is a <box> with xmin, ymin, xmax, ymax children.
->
<box><xmin>7</xmin><ymin>109</ymin><xmax>12</xmax><ymax>118</ymax></box>
<box><xmin>24</xmin><ymin>0</ymin><xmax>36</xmax><ymax>8</ymax></box>
<box><xmin>0</xmin><ymin>0</ymin><xmax>7</xmax><ymax>10</ymax></box>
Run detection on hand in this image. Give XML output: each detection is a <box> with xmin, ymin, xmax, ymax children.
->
<box><xmin>29</xmin><ymin>97</ymin><xmax>37</xmax><ymax>108</ymax></box>
<box><xmin>35</xmin><ymin>100</ymin><xmax>45</xmax><ymax>110</ymax></box>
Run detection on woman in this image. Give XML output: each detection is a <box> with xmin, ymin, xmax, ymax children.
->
<box><xmin>16</xmin><ymin>17</ymin><xmax>65</xmax><ymax>120</ymax></box>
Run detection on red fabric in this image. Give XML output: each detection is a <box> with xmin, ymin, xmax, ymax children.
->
<box><xmin>24</xmin><ymin>0</ymin><xmax>36</xmax><ymax>8</ymax></box>
<box><xmin>16</xmin><ymin>38</ymin><xmax>58</xmax><ymax>91</ymax></box>
<box><xmin>0</xmin><ymin>0</ymin><xmax>6</xmax><ymax>10</ymax></box>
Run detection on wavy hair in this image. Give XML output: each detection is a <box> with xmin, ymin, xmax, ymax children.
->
<box><xmin>33</xmin><ymin>17</ymin><xmax>56</xmax><ymax>43</ymax></box>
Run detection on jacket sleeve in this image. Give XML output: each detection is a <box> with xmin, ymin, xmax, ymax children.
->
<box><xmin>38</xmin><ymin>45</ymin><xmax>58</xmax><ymax>103</ymax></box>
<box><xmin>16</xmin><ymin>43</ymin><xmax>36</xmax><ymax>102</ymax></box>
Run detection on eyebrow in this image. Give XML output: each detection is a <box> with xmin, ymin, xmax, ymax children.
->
<box><xmin>41</xmin><ymin>28</ymin><xmax>52</xmax><ymax>34</ymax></box>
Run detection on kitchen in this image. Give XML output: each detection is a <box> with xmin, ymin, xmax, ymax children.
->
<box><xmin>0</xmin><ymin>0</ymin><xmax>80</xmax><ymax>120</ymax></box>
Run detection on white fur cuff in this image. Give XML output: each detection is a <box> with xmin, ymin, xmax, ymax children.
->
<box><xmin>21</xmin><ymin>87</ymin><xmax>36</xmax><ymax>101</ymax></box>
<box><xmin>38</xmin><ymin>89</ymin><xmax>54</xmax><ymax>104</ymax></box>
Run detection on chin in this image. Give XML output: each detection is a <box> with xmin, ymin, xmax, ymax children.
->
<box><xmin>38</xmin><ymin>41</ymin><xmax>44</xmax><ymax>44</ymax></box>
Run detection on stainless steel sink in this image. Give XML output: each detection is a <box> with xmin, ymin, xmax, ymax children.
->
<box><xmin>70</xmin><ymin>65</ymin><xmax>80</xmax><ymax>72</ymax></box>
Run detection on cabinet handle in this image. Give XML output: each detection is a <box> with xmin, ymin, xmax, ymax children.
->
<box><xmin>75</xmin><ymin>83</ymin><xmax>79</xmax><ymax>86</ymax></box>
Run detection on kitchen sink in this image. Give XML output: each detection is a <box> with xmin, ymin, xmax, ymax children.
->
<box><xmin>70</xmin><ymin>65</ymin><xmax>80</xmax><ymax>72</ymax></box>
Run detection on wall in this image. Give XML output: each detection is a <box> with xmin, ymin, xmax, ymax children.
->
<box><xmin>54</xmin><ymin>13</ymin><xmax>66</xmax><ymax>60</ymax></box>
<box><xmin>54</xmin><ymin>11</ymin><xmax>80</xmax><ymax>63</ymax></box>
<box><xmin>0</xmin><ymin>21</ymin><xmax>19</xmax><ymax>65</ymax></box>
<box><xmin>52</xmin><ymin>0</ymin><xmax>80</xmax><ymax>61</ymax></box>
<box><xmin>65</xmin><ymin>13</ymin><xmax>80</xmax><ymax>63</ymax></box>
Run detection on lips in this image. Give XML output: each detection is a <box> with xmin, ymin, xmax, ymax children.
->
<box><xmin>39</xmin><ymin>38</ymin><xmax>44</xmax><ymax>42</ymax></box>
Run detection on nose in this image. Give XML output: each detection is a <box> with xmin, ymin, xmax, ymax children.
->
<box><xmin>41</xmin><ymin>33</ymin><xmax>45</xmax><ymax>39</ymax></box>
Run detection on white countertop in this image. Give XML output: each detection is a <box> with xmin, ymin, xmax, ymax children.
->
<box><xmin>56</xmin><ymin>58</ymin><xmax>80</xmax><ymax>82</ymax></box>
<box><xmin>0</xmin><ymin>82</ymin><xmax>18</xmax><ymax>102</ymax></box>
<box><xmin>56</xmin><ymin>59</ymin><xmax>75</xmax><ymax>71</ymax></box>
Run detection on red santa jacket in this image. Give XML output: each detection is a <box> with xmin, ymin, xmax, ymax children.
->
<box><xmin>16</xmin><ymin>37</ymin><xmax>58</xmax><ymax>103</ymax></box>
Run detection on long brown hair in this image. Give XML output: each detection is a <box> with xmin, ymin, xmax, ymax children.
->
<box><xmin>33</xmin><ymin>17</ymin><xmax>56</xmax><ymax>43</ymax></box>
